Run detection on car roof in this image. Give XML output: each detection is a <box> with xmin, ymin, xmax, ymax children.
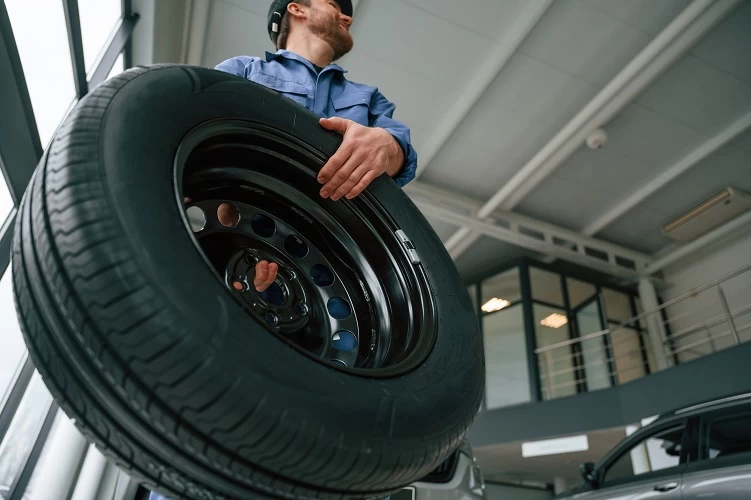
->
<box><xmin>655</xmin><ymin>392</ymin><xmax>751</xmax><ymax>421</ymax></box>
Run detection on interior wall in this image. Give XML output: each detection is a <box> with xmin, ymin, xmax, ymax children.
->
<box><xmin>660</xmin><ymin>231</ymin><xmax>751</xmax><ymax>362</ymax></box>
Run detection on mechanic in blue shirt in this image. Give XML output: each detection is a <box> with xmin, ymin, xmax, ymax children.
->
<box><xmin>149</xmin><ymin>1</ymin><xmax>411</xmax><ymax>498</ymax></box>
<box><xmin>212</xmin><ymin>0</ymin><xmax>418</xmax><ymax>296</ymax></box>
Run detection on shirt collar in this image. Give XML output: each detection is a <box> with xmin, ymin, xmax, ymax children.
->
<box><xmin>265</xmin><ymin>49</ymin><xmax>347</xmax><ymax>74</ymax></box>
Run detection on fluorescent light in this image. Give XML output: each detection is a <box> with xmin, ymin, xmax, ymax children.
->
<box><xmin>482</xmin><ymin>298</ymin><xmax>510</xmax><ymax>313</ymax></box>
<box><xmin>540</xmin><ymin>313</ymin><xmax>568</xmax><ymax>328</ymax></box>
<box><xmin>522</xmin><ymin>435</ymin><xmax>589</xmax><ymax>458</ymax></box>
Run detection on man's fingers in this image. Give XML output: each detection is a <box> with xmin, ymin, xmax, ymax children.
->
<box><xmin>331</xmin><ymin>165</ymin><xmax>369</xmax><ymax>201</ymax></box>
<box><xmin>318</xmin><ymin>143</ymin><xmax>353</xmax><ymax>188</ymax></box>
<box><xmin>319</xmin><ymin>117</ymin><xmax>350</xmax><ymax>134</ymax></box>
<box><xmin>321</xmin><ymin>152</ymin><xmax>361</xmax><ymax>198</ymax></box>
<box><xmin>254</xmin><ymin>261</ymin><xmax>269</xmax><ymax>290</ymax></box>
<box><xmin>266</xmin><ymin>263</ymin><xmax>279</xmax><ymax>287</ymax></box>
<box><xmin>345</xmin><ymin>170</ymin><xmax>379</xmax><ymax>200</ymax></box>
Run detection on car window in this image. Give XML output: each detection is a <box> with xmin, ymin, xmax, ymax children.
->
<box><xmin>704</xmin><ymin>412</ymin><xmax>751</xmax><ymax>460</ymax></box>
<box><xmin>603</xmin><ymin>425</ymin><xmax>685</xmax><ymax>485</ymax></box>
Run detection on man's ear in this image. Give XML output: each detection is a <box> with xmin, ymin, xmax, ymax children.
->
<box><xmin>287</xmin><ymin>2</ymin><xmax>308</xmax><ymax>20</ymax></box>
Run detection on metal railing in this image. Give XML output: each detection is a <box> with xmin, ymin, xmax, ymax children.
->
<box><xmin>534</xmin><ymin>264</ymin><xmax>751</xmax><ymax>399</ymax></box>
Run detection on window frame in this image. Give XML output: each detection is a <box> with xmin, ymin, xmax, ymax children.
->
<box><xmin>695</xmin><ymin>405</ymin><xmax>751</xmax><ymax>469</ymax></box>
<box><xmin>592</xmin><ymin>418</ymin><xmax>690</xmax><ymax>491</ymax></box>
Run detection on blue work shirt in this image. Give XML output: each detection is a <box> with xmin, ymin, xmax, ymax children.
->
<box><xmin>215</xmin><ymin>50</ymin><xmax>417</xmax><ymax>187</ymax></box>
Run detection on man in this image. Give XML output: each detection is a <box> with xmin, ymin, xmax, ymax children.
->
<box><xmin>214</xmin><ymin>0</ymin><xmax>418</xmax><ymax>294</ymax></box>
<box><xmin>150</xmin><ymin>2</ymin><xmax>414</xmax><ymax>497</ymax></box>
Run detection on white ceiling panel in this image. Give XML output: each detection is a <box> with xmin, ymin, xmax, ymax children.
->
<box><xmin>351</xmin><ymin>0</ymin><xmax>496</xmax><ymax>90</ymax></box>
<box><xmin>690</xmin><ymin>0</ymin><xmax>751</xmax><ymax>84</ymax></box>
<box><xmin>514</xmin><ymin>173</ymin><xmax>622</xmax><ymax>231</ymax></box>
<box><xmin>339</xmin><ymin>52</ymin><xmax>453</xmax><ymax>154</ymax></box>
<box><xmin>595</xmin><ymin>205</ymin><xmax>673</xmax><ymax>254</ymax></box>
<box><xmin>580</xmin><ymin>0</ymin><xmax>691</xmax><ymax>36</ymax></box>
<box><xmin>219</xmin><ymin>0</ymin><xmax>270</xmax><ymax>19</ymax></box>
<box><xmin>635</xmin><ymin>55</ymin><xmax>751</xmax><ymax>136</ymax></box>
<box><xmin>517</xmin><ymin>0</ymin><xmax>656</xmax><ymax>86</ymax></box>
<box><xmin>399</xmin><ymin>0</ymin><xmax>528</xmax><ymax>43</ymax></box>
<box><xmin>202</xmin><ymin>1</ymin><xmax>272</xmax><ymax>68</ymax></box>
<box><xmin>637</xmin><ymin>144</ymin><xmax>751</xmax><ymax>220</ymax></box>
<box><xmin>421</xmin><ymin>53</ymin><xmax>597</xmax><ymax>200</ymax></box>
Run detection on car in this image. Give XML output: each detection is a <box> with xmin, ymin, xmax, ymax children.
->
<box><xmin>557</xmin><ymin>392</ymin><xmax>751</xmax><ymax>499</ymax></box>
<box><xmin>392</xmin><ymin>441</ymin><xmax>485</xmax><ymax>500</ymax></box>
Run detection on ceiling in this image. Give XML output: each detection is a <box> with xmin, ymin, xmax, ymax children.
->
<box><xmin>147</xmin><ymin>0</ymin><xmax>751</xmax><ymax>284</ymax></box>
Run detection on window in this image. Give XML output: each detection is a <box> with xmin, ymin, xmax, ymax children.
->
<box><xmin>530</xmin><ymin>267</ymin><xmax>564</xmax><ymax>307</ymax></box>
<box><xmin>704</xmin><ymin>413</ymin><xmax>751</xmax><ymax>460</ymax></box>
<box><xmin>604</xmin><ymin>425</ymin><xmax>684</xmax><ymax>484</ymax></box>
<box><xmin>5</xmin><ymin>0</ymin><xmax>76</xmax><ymax>146</ymax></box>
<box><xmin>602</xmin><ymin>288</ymin><xmax>633</xmax><ymax>322</ymax></box>
<box><xmin>534</xmin><ymin>304</ymin><xmax>576</xmax><ymax>400</ymax></box>
<box><xmin>567</xmin><ymin>278</ymin><xmax>596</xmax><ymax>310</ymax></box>
<box><xmin>481</xmin><ymin>267</ymin><xmax>521</xmax><ymax>311</ymax></box>
<box><xmin>78</xmin><ymin>0</ymin><xmax>122</xmax><ymax>72</ymax></box>
<box><xmin>106</xmin><ymin>52</ymin><xmax>125</xmax><ymax>80</ymax></box>
<box><xmin>0</xmin><ymin>263</ymin><xmax>28</xmax><ymax>407</ymax></box>
<box><xmin>483</xmin><ymin>304</ymin><xmax>530</xmax><ymax>409</ymax></box>
<box><xmin>0</xmin><ymin>371</ymin><xmax>54</xmax><ymax>488</ymax></box>
<box><xmin>0</xmin><ymin>177</ymin><xmax>12</xmax><ymax>225</ymax></box>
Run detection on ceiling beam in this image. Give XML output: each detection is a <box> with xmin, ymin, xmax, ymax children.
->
<box><xmin>581</xmin><ymin>111</ymin><xmax>751</xmax><ymax>236</ymax></box>
<box><xmin>413</xmin><ymin>0</ymin><xmax>553</xmax><ymax>179</ymax></box>
<box><xmin>406</xmin><ymin>182</ymin><xmax>652</xmax><ymax>278</ymax></box>
<box><xmin>443</xmin><ymin>0</ymin><xmax>743</xmax><ymax>259</ymax></box>
<box><xmin>643</xmin><ymin>210</ymin><xmax>751</xmax><ymax>275</ymax></box>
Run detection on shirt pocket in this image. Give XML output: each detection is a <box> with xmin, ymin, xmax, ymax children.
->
<box><xmin>332</xmin><ymin>92</ymin><xmax>371</xmax><ymax>126</ymax></box>
<box><xmin>250</xmin><ymin>72</ymin><xmax>309</xmax><ymax>108</ymax></box>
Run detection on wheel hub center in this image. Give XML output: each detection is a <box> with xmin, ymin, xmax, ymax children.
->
<box><xmin>225</xmin><ymin>248</ymin><xmax>311</xmax><ymax>332</ymax></box>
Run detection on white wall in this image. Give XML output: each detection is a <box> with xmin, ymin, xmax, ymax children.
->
<box><xmin>485</xmin><ymin>482</ymin><xmax>553</xmax><ymax>500</ymax></box>
<box><xmin>660</xmin><ymin>231</ymin><xmax>751</xmax><ymax>363</ymax></box>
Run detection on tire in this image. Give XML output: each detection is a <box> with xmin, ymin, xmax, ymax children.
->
<box><xmin>11</xmin><ymin>65</ymin><xmax>484</xmax><ymax>500</ymax></box>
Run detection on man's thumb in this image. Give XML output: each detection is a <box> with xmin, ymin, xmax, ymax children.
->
<box><xmin>320</xmin><ymin>116</ymin><xmax>348</xmax><ymax>133</ymax></box>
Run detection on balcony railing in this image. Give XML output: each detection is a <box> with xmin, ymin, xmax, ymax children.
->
<box><xmin>533</xmin><ymin>264</ymin><xmax>751</xmax><ymax>399</ymax></box>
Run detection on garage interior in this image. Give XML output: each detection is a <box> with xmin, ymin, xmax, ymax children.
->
<box><xmin>1</xmin><ymin>0</ymin><xmax>750</xmax><ymax>499</ymax></box>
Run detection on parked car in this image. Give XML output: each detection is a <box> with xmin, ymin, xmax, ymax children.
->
<box><xmin>557</xmin><ymin>392</ymin><xmax>751</xmax><ymax>499</ymax></box>
<box><xmin>392</xmin><ymin>441</ymin><xmax>486</xmax><ymax>500</ymax></box>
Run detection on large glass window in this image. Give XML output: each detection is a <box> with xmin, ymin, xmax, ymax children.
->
<box><xmin>481</xmin><ymin>267</ymin><xmax>520</xmax><ymax>312</ymax></box>
<box><xmin>0</xmin><ymin>178</ymin><xmax>12</xmax><ymax>225</ymax></box>
<box><xmin>530</xmin><ymin>267</ymin><xmax>564</xmax><ymax>307</ymax></box>
<box><xmin>483</xmin><ymin>304</ymin><xmax>530</xmax><ymax>409</ymax></box>
<box><xmin>0</xmin><ymin>371</ymin><xmax>54</xmax><ymax>488</ymax></box>
<box><xmin>0</xmin><ymin>263</ymin><xmax>28</xmax><ymax>407</ymax></box>
<box><xmin>106</xmin><ymin>52</ymin><xmax>125</xmax><ymax>81</ymax></box>
<box><xmin>6</xmin><ymin>0</ymin><xmax>76</xmax><ymax>146</ymax></box>
<box><xmin>576</xmin><ymin>300</ymin><xmax>611</xmax><ymax>391</ymax></box>
<box><xmin>534</xmin><ymin>304</ymin><xmax>577</xmax><ymax>400</ymax></box>
<box><xmin>611</xmin><ymin>327</ymin><xmax>648</xmax><ymax>384</ymax></box>
<box><xmin>603</xmin><ymin>425</ymin><xmax>684</xmax><ymax>484</ymax></box>
<box><xmin>603</xmin><ymin>288</ymin><xmax>633</xmax><ymax>322</ymax></box>
<box><xmin>78</xmin><ymin>0</ymin><xmax>122</xmax><ymax>72</ymax></box>
<box><xmin>567</xmin><ymin>278</ymin><xmax>596</xmax><ymax>310</ymax></box>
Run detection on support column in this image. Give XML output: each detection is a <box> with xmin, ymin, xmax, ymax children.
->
<box><xmin>638</xmin><ymin>279</ymin><xmax>669</xmax><ymax>371</ymax></box>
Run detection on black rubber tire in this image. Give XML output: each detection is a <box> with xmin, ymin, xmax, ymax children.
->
<box><xmin>11</xmin><ymin>65</ymin><xmax>484</xmax><ymax>500</ymax></box>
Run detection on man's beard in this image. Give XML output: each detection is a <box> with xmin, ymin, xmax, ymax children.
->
<box><xmin>308</xmin><ymin>8</ymin><xmax>353</xmax><ymax>61</ymax></box>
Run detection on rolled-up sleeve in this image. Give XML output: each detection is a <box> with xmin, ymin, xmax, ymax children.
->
<box><xmin>368</xmin><ymin>91</ymin><xmax>418</xmax><ymax>187</ymax></box>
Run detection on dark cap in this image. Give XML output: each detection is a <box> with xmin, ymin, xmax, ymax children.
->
<box><xmin>268</xmin><ymin>0</ymin><xmax>353</xmax><ymax>46</ymax></box>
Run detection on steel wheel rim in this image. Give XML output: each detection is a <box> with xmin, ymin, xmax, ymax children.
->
<box><xmin>174</xmin><ymin>120</ymin><xmax>436</xmax><ymax>377</ymax></box>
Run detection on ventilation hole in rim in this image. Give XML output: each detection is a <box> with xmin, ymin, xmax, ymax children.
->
<box><xmin>332</xmin><ymin>331</ymin><xmax>357</xmax><ymax>352</ymax></box>
<box><xmin>310</xmin><ymin>264</ymin><xmax>335</xmax><ymax>287</ymax></box>
<box><xmin>327</xmin><ymin>298</ymin><xmax>351</xmax><ymax>320</ymax></box>
<box><xmin>217</xmin><ymin>203</ymin><xmax>240</xmax><ymax>228</ymax></box>
<box><xmin>284</xmin><ymin>235</ymin><xmax>309</xmax><ymax>258</ymax></box>
<box><xmin>251</xmin><ymin>213</ymin><xmax>276</xmax><ymax>237</ymax></box>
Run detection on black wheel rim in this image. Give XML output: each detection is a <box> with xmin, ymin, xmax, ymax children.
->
<box><xmin>174</xmin><ymin>120</ymin><xmax>436</xmax><ymax>377</ymax></box>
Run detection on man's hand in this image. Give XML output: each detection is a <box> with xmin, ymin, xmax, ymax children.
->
<box><xmin>253</xmin><ymin>260</ymin><xmax>278</xmax><ymax>292</ymax></box>
<box><xmin>317</xmin><ymin>117</ymin><xmax>404</xmax><ymax>200</ymax></box>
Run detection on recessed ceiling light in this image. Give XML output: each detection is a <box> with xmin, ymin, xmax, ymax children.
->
<box><xmin>540</xmin><ymin>313</ymin><xmax>568</xmax><ymax>328</ymax></box>
<box><xmin>481</xmin><ymin>297</ymin><xmax>510</xmax><ymax>313</ymax></box>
